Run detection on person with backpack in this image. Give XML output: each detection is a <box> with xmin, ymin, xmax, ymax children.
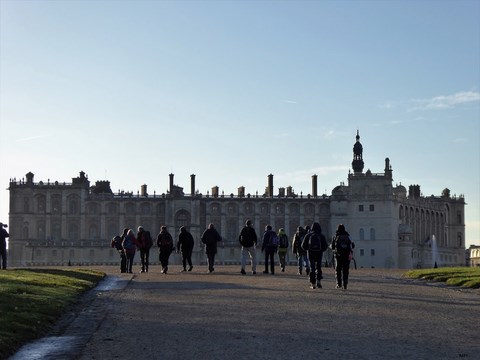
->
<box><xmin>277</xmin><ymin>228</ymin><xmax>289</xmax><ymax>272</ymax></box>
<box><xmin>261</xmin><ymin>225</ymin><xmax>278</xmax><ymax>275</ymax></box>
<box><xmin>122</xmin><ymin>228</ymin><xmax>137</xmax><ymax>274</ymax></box>
<box><xmin>157</xmin><ymin>225</ymin><xmax>174</xmax><ymax>274</ymax></box>
<box><xmin>331</xmin><ymin>224</ymin><xmax>355</xmax><ymax>290</ymax></box>
<box><xmin>177</xmin><ymin>226</ymin><xmax>194</xmax><ymax>272</ymax></box>
<box><xmin>136</xmin><ymin>226</ymin><xmax>153</xmax><ymax>273</ymax></box>
<box><xmin>292</xmin><ymin>226</ymin><xmax>309</xmax><ymax>276</ymax></box>
<box><xmin>239</xmin><ymin>219</ymin><xmax>258</xmax><ymax>275</ymax></box>
<box><xmin>201</xmin><ymin>223</ymin><xmax>222</xmax><ymax>273</ymax></box>
<box><xmin>301</xmin><ymin>222</ymin><xmax>328</xmax><ymax>289</ymax></box>
<box><xmin>111</xmin><ymin>234</ymin><xmax>127</xmax><ymax>273</ymax></box>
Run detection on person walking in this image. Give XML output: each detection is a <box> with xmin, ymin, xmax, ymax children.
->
<box><xmin>277</xmin><ymin>228</ymin><xmax>289</xmax><ymax>272</ymax></box>
<box><xmin>201</xmin><ymin>223</ymin><xmax>222</xmax><ymax>273</ymax></box>
<box><xmin>122</xmin><ymin>228</ymin><xmax>137</xmax><ymax>274</ymax></box>
<box><xmin>111</xmin><ymin>234</ymin><xmax>127</xmax><ymax>273</ymax></box>
<box><xmin>136</xmin><ymin>226</ymin><xmax>153</xmax><ymax>273</ymax></box>
<box><xmin>331</xmin><ymin>224</ymin><xmax>354</xmax><ymax>290</ymax></box>
<box><xmin>177</xmin><ymin>226</ymin><xmax>194</xmax><ymax>272</ymax></box>
<box><xmin>157</xmin><ymin>226</ymin><xmax>174</xmax><ymax>274</ymax></box>
<box><xmin>0</xmin><ymin>222</ymin><xmax>9</xmax><ymax>270</ymax></box>
<box><xmin>261</xmin><ymin>225</ymin><xmax>278</xmax><ymax>275</ymax></box>
<box><xmin>292</xmin><ymin>226</ymin><xmax>309</xmax><ymax>276</ymax></box>
<box><xmin>301</xmin><ymin>222</ymin><xmax>327</xmax><ymax>289</ymax></box>
<box><xmin>238</xmin><ymin>219</ymin><xmax>258</xmax><ymax>275</ymax></box>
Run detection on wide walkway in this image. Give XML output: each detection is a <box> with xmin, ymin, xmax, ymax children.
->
<box><xmin>10</xmin><ymin>265</ymin><xmax>480</xmax><ymax>360</ymax></box>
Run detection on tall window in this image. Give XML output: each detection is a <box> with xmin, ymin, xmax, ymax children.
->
<box><xmin>359</xmin><ymin>205</ymin><xmax>364</xmax><ymax>212</ymax></box>
<box><xmin>370</xmin><ymin>228</ymin><xmax>375</xmax><ymax>241</ymax></box>
<box><xmin>359</xmin><ymin>228</ymin><xmax>365</xmax><ymax>241</ymax></box>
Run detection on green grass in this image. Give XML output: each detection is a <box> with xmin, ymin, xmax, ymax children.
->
<box><xmin>0</xmin><ymin>268</ymin><xmax>105</xmax><ymax>359</ymax></box>
<box><xmin>404</xmin><ymin>267</ymin><xmax>480</xmax><ymax>289</ymax></box>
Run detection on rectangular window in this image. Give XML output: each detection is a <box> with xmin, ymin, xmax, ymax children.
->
<box><xmin>360</xmin><ymin>249</ymin><xmax>364</xmax><ymax>256</ymax></box>
<box><xmin>371</xmin><ymin>249</ymin><xmax>375</xmax><ymax>256</ymax></box>
<box><xmin>359</xmin><ymin>205</ymin><xmax>364</xmax><ymax>212</ymax></box>
<box><xmin>369</xmin><ymin>204</ymin><xmax>375</xmax><ymax>211</ymax></box>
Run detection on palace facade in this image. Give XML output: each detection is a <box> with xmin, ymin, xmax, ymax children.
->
<box><xmin>7</xmin><ymin>132</ymin><xmax>466</xmax><ymax>269</ymax></box>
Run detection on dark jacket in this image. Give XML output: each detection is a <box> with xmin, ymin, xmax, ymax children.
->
<box><xmin>177</xmin><ymin>228</ymin><xmax>194</xmax><ymax>253</ymax></box>
<box><xmin>332</xmin><ymin>230</ymin><xmax>354</xmax><ymax>258</ymax></box>
<box><xmin>0</xmin><ymin>228</ymin><xmax>9</xmax><ymax>250</ymax></box>
<box><xmin>301</xmin><ymin>222</ymin><xmax>327</xmax><ymax>254</ymax></box>
<box><xmin>201</xmin><ymin>228</ymin><xmax>222</xmax><ymax>254</ymax></box>
<box><xmin>239</xmin><ymin>226</ymin><xmax>257</xmax><ymax>248</ymax></box>
<box><xmin>261</xmin><ymin>229</ymin><xmax>278</xmax><ymax>253</ymax></box>
<box><xmin>157</xmin><ymin>229</ymin><xmax>174</xmax><ymax>252</ymax></box>
<box><xmin>292</xmin><ymin>227</ymin><xmax>306</xmax><ymax>255</ymax></box>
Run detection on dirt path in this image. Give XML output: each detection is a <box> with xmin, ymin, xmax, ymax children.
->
<box><xmin>11</xmin><ymin>265</ymin><xmax>480</xmax><ymax>359</ymax></box>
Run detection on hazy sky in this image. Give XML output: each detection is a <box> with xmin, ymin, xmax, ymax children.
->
<box><xmin>1</xmin><ymin>0</ymin><xmax>479</xmax><ymax>246</ymax></box>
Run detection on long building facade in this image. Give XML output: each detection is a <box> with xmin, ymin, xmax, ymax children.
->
<box><xmin>7</xmin><ymin>132</ymin><xmax>466</xmax><ymax>269</ymax></box>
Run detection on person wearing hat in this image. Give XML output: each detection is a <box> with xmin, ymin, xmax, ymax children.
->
<box><xmin>0</xmin><ymin>223</ymin><xmax>9</xmax><ymax>269</ymax></box>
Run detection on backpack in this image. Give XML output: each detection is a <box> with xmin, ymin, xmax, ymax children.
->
<box><xmin>279</xmin><ymin>234</ymin><xmax>288</xmax><ymax>248</ymax></box>
<box><xmin>309</xmin><ymin>233</ymin><xmax>327</xmax><ymax>252</ymax></box>
<box><xmin>160</xmin><ymin>232</ymin><xmax>173</xmax><ymax>249</ymax></box>
<box><xmin>112</xmin><ymin>235</ymin><xmax>123</xmax><ymax>250</ymax></box>
<box><xmin>269</xmin><ymin>233</ymin><xmax>279</xmax><ymax>248</ymax></box>
<box><xmin>336</xmin><ymin>234</ymin><xmax>351</xmax><ymax>256</ymax></box>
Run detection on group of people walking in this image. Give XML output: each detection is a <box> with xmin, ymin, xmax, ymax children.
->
<box><xmin>111</xmin><ymin>220</ymin><xmax>355</xmax><ymax>290</ymax></box>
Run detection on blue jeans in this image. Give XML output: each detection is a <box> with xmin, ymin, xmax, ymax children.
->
<box><xmin>297</xmin><ymin>252</ymin><xmax>309</xmax><ymax>273</ymax></box>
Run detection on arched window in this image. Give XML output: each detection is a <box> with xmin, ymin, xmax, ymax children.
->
<box><xmin>175</xmin><ymin>210</ymin><xmax>190</xmax><ymax>229</ymax></box>
<box><xmin>359</xmin><ymin>228</ymin><xmax>365</xmax><ymax>241</ymax></box>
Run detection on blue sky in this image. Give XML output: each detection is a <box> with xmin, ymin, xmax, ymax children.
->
<box><xmin>1</xmin><ymin>0</ymin><xmax>479</xmax><ymax>246</ymax></box>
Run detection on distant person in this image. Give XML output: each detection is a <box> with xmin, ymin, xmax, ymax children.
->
<box><xmin>277</xmin><ymin>228</ymin><xmax>289</xmax><ymax>272</ymax></box>
<box><xmin>239</xmin><ymin>219</ymin><xmax>258</xmax><ymax>275</ymax></box>
<box><xmin>136</xmin><ymin>226</ymin><xmax>153</xmax><ymax>273</ymax></box>
<box><xmin>331</xmin><ymin>224</ymin><xmax>354</xmax><ymax>290</ymax></box>
<box><xmin>157</xmin><ymin>226</ymin><xmax>174</xmax><ymax>274</ymax></box>
<box><xmin>0</xmin><ymin>222</ymin><xmax>9</xmax><ymax>270</ymax></box>
<box><xmin>111</xmin><ymin>234</ymin><xmax>127</xmax><ymax>273</ymax></box>
<box><xmin>292</xmin><ymin>226</ymin><xmax>309</xmax><ymax>276</ymax></box>
<box><xmin>302</xmin><ymin>222</ymin><xmax>327</xmax><ymax>289</ymax></box>
<box><xmin>201</xmin><ymin>223</ymin><xmax>222</xmax><ymax>273</ymax></box>
<box><xmin>177</xmin><ymin>226</ymin><xmax>194</xmax><ymax>272</ymax></box>
<box><xmin>261</xmin><ymin>225</ymin><xmax>278</xmax><ymax>275</ymax></box>
<box><xmin>122</xmin><ymin>228</ymin><xmax>137</xmax><ymax>274</ymax></box>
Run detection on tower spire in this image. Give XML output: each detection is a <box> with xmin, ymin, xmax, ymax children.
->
<box><xmin>352</xmin><ymin>130</ymin><xmax>364</xmax><ymax>174</ymax></box>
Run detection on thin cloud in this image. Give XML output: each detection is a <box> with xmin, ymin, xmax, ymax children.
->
<box><xmin>409</xmin><ymin>91</ymin><xmax>480</xmax><ymax>111</ymax></box>
<box><xmin>282</xmin><ymin>100</ymin><xmax>297</xmax><ymax>104</ymax></box>
<box><xmin>16</xmin><ymin>134</ymin><xmax>51</xmax><ymax>142</ymax></box>
<box><xmin>451</xmin><ymin>137</ymin><xmax>468</xmax><ymax>143</ymax></box>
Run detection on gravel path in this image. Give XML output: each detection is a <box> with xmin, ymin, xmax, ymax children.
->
<box><xmin>12</xmin><ymin>265</ymin><xmax>480</xmax><ymax>360</ymax></box>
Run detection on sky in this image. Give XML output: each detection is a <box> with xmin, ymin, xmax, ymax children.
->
<box><xmin>0</xmin><ymin>0</ymin><xmax>479</xmax><ymax>247</ymax></box>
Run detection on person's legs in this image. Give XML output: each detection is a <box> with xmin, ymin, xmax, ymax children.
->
<box><xmin>145</xmin><ymin>248</ymin><xmax>150</xmax><ymax>272</ymax></box>
<box><xmin>249</xmin><ymin>247</ymin><xmax>257</xmax><ymax>273</ymax></box>
<box><xmin>342</xmin><ymin>259</ymin><xmax>350</xmax><ymax>289</ymax></box>
<box><xmin>269</xmin><ymin>251</ymin><xmax>275</xmax><ymax>274</ymax></box>
<box><xmin>335</xmin><ymin>257</ymin><xmax>343</xmax><ymax>288</ymax></box>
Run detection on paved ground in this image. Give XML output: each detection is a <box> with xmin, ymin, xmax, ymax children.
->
<box><xmin>10</xmin><ymin>264</ymin><xmax>480</xmax><ymax>360</ymax></box>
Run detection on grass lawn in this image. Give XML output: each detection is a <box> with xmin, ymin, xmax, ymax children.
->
<box><xmin>0</xmin><ymin>268</ymin><xmax>105</xmax><ymax>359</ymax></box>
<box><xmin>404</xmin><ymin>267</ymin><xmax>480</xmax><ymax>288</ymax></box>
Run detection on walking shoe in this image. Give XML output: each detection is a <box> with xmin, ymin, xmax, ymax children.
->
<box><xmin>336</xmin><ymin>285</ymin><xmax>342</xmax><ymax>289</ymax></box>
<box><xmin>181</xmin><ymin>268</ymin><xmax>187</xmax><ymax>272</ymax></box>
<box><xmin>188</xmin><ymin>266</ymin><xmax>193</xmax><ymax>271</ymax></box>
<box><xmin>252</xmin><ymin>271</ymin><xmax>256</xmax><ymax>275</ymax></box>
<box><xmin>343</xmin><ymin>284</ymin><xmax>347</xmax><ymax>290</ymax></box>
<box><xmin>317</xmin><ymin>282</ymin><xmax>322</xmax><ymax>288</ymax></box>
<box><xmin>240</xmin><ymin>269</ymin><xmax>246</xmax><ymax>275</ymax></box>
<box><xmin>310</xmin><ymin>283</ymin><xmax>316</xmax><ymax>289</ymax></box>
<box><xmin>263</xmin><ymin>270</ymin><xmax>269</xmax><ymax>274</ymax></box>
<box><xmin>306</xmin><ymin>268</ymin><xmax>310</xmax><ymax>276</ymax></box>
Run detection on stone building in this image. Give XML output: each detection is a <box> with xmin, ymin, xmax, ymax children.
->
<box><xmin>7</xmin><ymin>132</ymin><xmax>466</xmax><ymax>269</ymax></box>
<box><xmin>467</xmin><ymin>245</ymin><xmax>480</xmax><ymax>267</ymax></box>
